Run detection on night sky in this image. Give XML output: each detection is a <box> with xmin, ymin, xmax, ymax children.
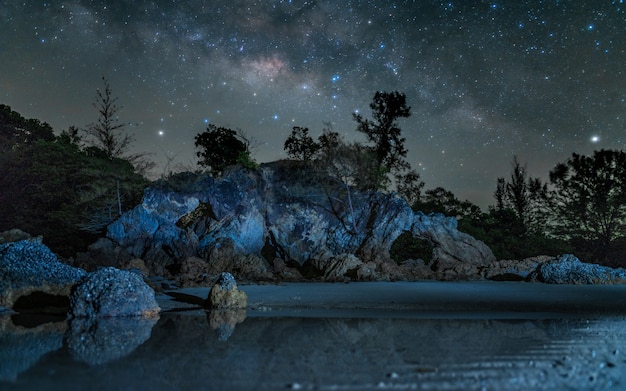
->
<box><xmin>1</xmin><ymin>1</ymin><xmax>624</xmax><ymax>207</ymax></box>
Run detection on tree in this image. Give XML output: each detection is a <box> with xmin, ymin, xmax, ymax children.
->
<box><xmin>396</xmin><ymin>169</ymin><xmax>424</xmax><ymax>206</ymax></box>
<box><xmin>317</xmin><ymin>123</ymin><xmax>340</xmax><ymax>153</ymax></box>
<box><xmin>0</xmin><ymin>104</ymin><xmax>55</xmax><ymax>151</ymax></box>
<box><xmin>81</xmin><ymin>77</ymin><xmax>154</xmax><ymax>175</ymax></box>
<box><xmin>284</xmin><ymin>126</ymin><xmax>320</xmax><ymax>162</ymax></box>
<box><xmin>414</xmin><ymin>187</ymin><xmax>482</xmax><ymax>221</ymax></box>
<box><xmin>353</xmin><ymin>91</ymin><xmax>411</xmax><ymax>189</ymax></box>
<box><xmin>495</xmin><ymin>156</ymin><xmax>549</xmax><ymax>235</ymax></box>
<box><xmin>549</xmin><ymin>149</ymin><xmax>626</xmax><ymax>262</ymax></box>
<box><xmin>83</xmin><ymin>77</ymin><xmax>134</xmax><ymax>159</ymax></box>
<box><xmin>194</xmin><ymin>124</ymin><xmax>255</xmax><ymax>176</ymax></box>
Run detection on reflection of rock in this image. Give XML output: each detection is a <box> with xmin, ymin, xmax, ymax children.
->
<box><xmin>207</xmin><ymin>309</ymin><xmax>246</xmax><ymax>341</ymax></box>
<box><xmin>66</xmin><ymin>316</ymin><xmax>158</xmax><ymax>365</ymax></box>
<box><xmin>69</xmin><ymin>267</ymin><xmax>160</xmax><ymax>318</ymax></box>
<box><xmin>0</xmin><ymin>238</ymin><xmax>86</xmax><ymax>308</ymax></box>
<box><xmin>0</xmin><ymin>317</ymin><xmax>66</xmax><ymax>382</ymax></box>
<box><xmin>529</xmin><ymin>254</ymin><xmax>626</xmax><ymax>284</ymax></box>
<box><xmin>206</xmin><ymin>272</ymin><xmax>247</xmax><ymax>309</ymax></box>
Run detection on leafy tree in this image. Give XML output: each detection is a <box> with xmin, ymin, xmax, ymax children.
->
<box><xmin>549</xmin><ymin>149</ymin><xmax>626</xmax><ymax>262</ymax></box>
<box><xmin>284</xmin><ymin>126</ymin><xmax>320</xmax><ymax>162</ymax></box>
<box><xmin>317</xmin><ymin>123</ymin><xmax>340</xmax><ymax>153</ymax></box>
<box><xmin>353</xmin><ymin>91</ymin><xmax>411</xmax><ymax>189</ymax></box>
<box><xmin>194</xmin><ymin>124</ymin><xmax>254</xmax><ymax>176</ymax></box>
<box><xmin>414</xmin><ymin>187</ymin><xmax>482</xmax><ymax>221</ymax></box>
<box><xmin>0</xmin><ymin>104</ymin><xmax>55</xmax><ymax>151</ymax></box>
<box><xmin>396</xmin><ymin>169</ymin><xmax>424</xmax><ymax>206</ymax></box>
<box><xmin>495</xmin><ymin>156</ymin><xmax>549</xmax><ymax>235</ymax></box>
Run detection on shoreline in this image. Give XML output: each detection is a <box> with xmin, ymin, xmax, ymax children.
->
<box><xmin>158</xmin><ymin>280</ymin><xmax>626</xmax><ymax>319</ymax></box>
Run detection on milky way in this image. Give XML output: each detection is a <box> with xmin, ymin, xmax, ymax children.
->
<box><xmin>1</xmin><ymin>1</ymin><xmax>624</xmax><ymax>207</ymax></box>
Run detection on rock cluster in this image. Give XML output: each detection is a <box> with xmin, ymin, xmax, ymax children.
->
<box><xmin>0</xmin><ymin>231</ymin><xmax>160</xmax><ymax>319</ymax></box>
<box><xmin>88</xmin><ymin>161</ymin><xmax>496</xmax><ymax>283</ymax></box>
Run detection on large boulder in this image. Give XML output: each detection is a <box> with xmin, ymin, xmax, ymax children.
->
<box><xmin>69</xmin><ymin>267</ymin><xmax>160</xmax><ymax>318</ymax></box>
<box><xmin>98</xmin><ymin>161</ymin><xmax>496</xmax><ymax>282</ymax></box>
<box><xmin>0</xmin><ymin>238</ymin><xmax>86</xmax><ymax>308</ymax></box>
<box><xmin>529</xmin><ymin>254</ymin><xmax>626</xmax><ymax>284</ymax></box>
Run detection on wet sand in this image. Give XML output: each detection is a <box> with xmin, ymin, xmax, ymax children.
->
<box><xmin>162</xmin><ymin>280</ymin><xmax>626</xmax><ymax>318</ymax></box>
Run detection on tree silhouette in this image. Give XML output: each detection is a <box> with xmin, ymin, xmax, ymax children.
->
<box><xmin>284</xmin><ymin>126</ymin><xmax>320</xmax><ymax>162</ymax></box>
<box><xmin>195</xmin><ymin>124</ymin><xmax>254</xmax><ymax>176</ymax></box>
<box><xmin>0</xmin><ymin>104</ymin><xmax>55</xmax><ymax>151</ymax></box>
<box><xmin>353</xmin><ymin>91</ymin><xmax>411</xmax><ymax>181</ymax></box>
<box><xmin>494</xmin><ymin>156</ymin><xmax>549</xmax><ymax>235</ymax></box>
<box><xmin>83</xmin><ymin>77</ymin><xmax>133</xmax><ymax>159</ymax></box>
<box><xmin>549</xmin><ymin>149</ymin><xmax>626</xmax><ymax>262</ymax></box>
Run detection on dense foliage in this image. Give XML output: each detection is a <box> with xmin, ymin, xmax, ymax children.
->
<box><xmin>0</xmin><ymin>103</ymin><xmax>147</xmax><ymax>256</ymax></box>
<box><xmin>194</xmin><ymin>124</ymin><xmax>256</xmax><ymax>176</ymax></box>
<box><xmin>549</xmin><ymin>149</ymin><xmax>626</xmax><ymax>263</ymax></box>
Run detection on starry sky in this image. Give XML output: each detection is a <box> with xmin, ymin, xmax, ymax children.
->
<box><xmin>1</xmin><ymin>1</ymin><xmax>624</xmax><ymax>208</ymax></box>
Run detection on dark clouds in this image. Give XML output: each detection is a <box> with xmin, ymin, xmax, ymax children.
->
<box><xmin>1</xmin><ymin>0</ymin><xmax>624</xmax><ymax>207</ymax></box>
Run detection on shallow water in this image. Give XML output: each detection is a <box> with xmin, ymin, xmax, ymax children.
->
<box><xmin>2</xmin><ymin>282</ymin><xmax>626</xmax><ymax>390</ymax></box>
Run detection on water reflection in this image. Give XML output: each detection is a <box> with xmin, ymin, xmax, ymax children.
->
<box><xmin>0</xmin><ymin>317</ymin><xmax>65</xmax><ymax>382</ymax></box>
<box><xmin>207</xmin><ymin>309</ymin><xmax>247</xmax><ymax>341</ymax></box>
<box><xmin>66</xmin><ymin>316</ymin><xmax>159</xmax><ymax>366</ymax></box>
<box><xmin>1</xmin><ymin>312</ymin><xmax>625</xmax><ymax>390</ymax></box>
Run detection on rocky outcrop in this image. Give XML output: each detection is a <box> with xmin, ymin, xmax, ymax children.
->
<box><xmin>99</xmin><ymin>161</ymin><xmax>496</xmax><ymax>283</ymax></box>
<box><xmin>481</xmin><ymin>254</ymin><xmax>626</xmax><ymax>284</ymax></box>
<box><xmin>528</xmin><ymin>254</ymin><xmax>626</xmax><ymax>284</ymax></box>
<box><xmin>0</xmin><ymin>238</ymin><xmax>86</xmax><ymax>308</ymax></box>
<box><xmin>68</xmin><ymin>267</ymin><xmax>160</xmax><ymax>318</ymax></box>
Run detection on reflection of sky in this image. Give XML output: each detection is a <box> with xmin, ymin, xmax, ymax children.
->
<box><xmin>1</xmin><ymin>1</ymin><xmax>624</xmax><ymax>207</ymax></box>
<box><xmin>3</xmin><ymin>304</ymin><xmax>626</xmax><ymax>389</ymax></box>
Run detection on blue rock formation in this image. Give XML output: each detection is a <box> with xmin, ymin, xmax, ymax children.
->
<box><xmin>104</xmin><ymin>162</ymin><xmax>496</xmax><ymax>281</ymax></box>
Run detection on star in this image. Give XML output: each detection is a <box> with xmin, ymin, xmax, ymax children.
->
<box><xmin>0</xmin><ymin>1</ymin><xmax>623</xmax><ymax>208</ymax></box>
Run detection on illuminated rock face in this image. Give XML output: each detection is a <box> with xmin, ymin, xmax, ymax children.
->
<box><xmin>529</xmin><ymin>254</ymin><xmax>626</xmax><ymax>284</ymax></box>
<box><xmin>0</xmin><ymin>238</ymin><xmax>86</xmax><ymax>308</ymax></box>
<box><xmin>104</xmin><ymin>161</ymin><xmax>496</xmax><ymax>282</ymax></box>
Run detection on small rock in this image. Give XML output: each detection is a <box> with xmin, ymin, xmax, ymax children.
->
<box><xmin>205</xmin><ymin>272</ymin><xmax>247</xmax><ymax>309</ymax></box>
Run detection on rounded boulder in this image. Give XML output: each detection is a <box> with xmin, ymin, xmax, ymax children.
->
<box><xmin>69</xmin><ymin>267</ymin><xmax>160</xmax><ymax>318</ymax></box>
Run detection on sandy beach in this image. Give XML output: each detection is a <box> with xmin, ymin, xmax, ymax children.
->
<box><xmin>161</xmin><ymin>280</ymin><xmax>626</xmax><ymax>318</ymax></box>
